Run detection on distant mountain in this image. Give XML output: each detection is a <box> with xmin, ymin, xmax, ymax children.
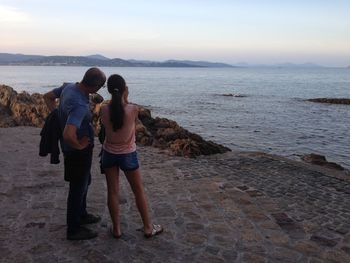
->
<box><xmin>0</xmin><ymin>53</ymin><xmax>132</xmax><ymax>66</ymax></box>
<box><xmin>165</xmin><ymin>60</ymin><xmax>235</xmax><ymax>68</ymax></box>
<box><xmin>86</xmin><ymin>54</ymin><xmax>110</xmax><ymax>60</ymax></box>
<box><xmin>232</xmin><ymin>62</ymin><xmax>324</xmax><ymax>68</ymax></box>
<box><xmin>0</xmin><ymin>53</ymin><xmax>328</xmax><ymax>68</ymax></box>
<box><xmin>0</xmin><ymin>53</ymin><xmax>44</xmax><ymax>62</ymax></box>
<box><xmin>11</xmin><ymin>55</ymin><xmax>113</xmax><ymax>66</ymax></box>
<box><xmin>130</xmin><ymin>60</ymin><xmax>202</xmax><ymax>67</ymax></box>
<box><xmin>0</xmin><ymin>53</ymin><xmax>232</xmax><ymax>68</ymax></box>
<box><xmin>127</xmin><ymin>59</ymin><xmax>154</xmax><ymax>64</ymax></box>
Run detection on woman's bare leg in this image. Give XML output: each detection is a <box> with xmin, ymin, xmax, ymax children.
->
<box><xmin>124</xmin><ymin>168</ymin><xmax>152</xmax><ymax>233</ymax></box>
<box><xmin>105</xmin><ymin>166</ymin><xmax>122</xmax><ymax>236</ymax></box>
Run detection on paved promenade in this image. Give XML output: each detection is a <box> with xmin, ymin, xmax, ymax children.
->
<box><xmin>0</xmin><ymin>127</ymin><xmax>349</xmax><ymax>263</ymax></box>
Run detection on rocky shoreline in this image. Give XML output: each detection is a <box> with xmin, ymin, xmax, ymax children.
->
<box><xmin>0</xmin><ymin>84</ymin><xmax>230</xmax><ymax>157</ymax></box>
<box><xmin>306</xmin><ymin>98</ymin><xmax>350</xmax><ymax>105</ymax></box>
<box><xmin>2</xmin><ymin>84</ymin><xmax>348</xmax><ymax>170</ymax></box>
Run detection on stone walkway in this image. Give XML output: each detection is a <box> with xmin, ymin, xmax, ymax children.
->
<box><xmin>0</xmin><ymin>127</ymin><xmax>349</xmax><ymax>263</ymax></box>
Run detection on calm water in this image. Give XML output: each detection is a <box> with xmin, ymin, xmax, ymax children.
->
<box><xmin>1</xmin><ymin>66</ymin><xmax>349</xmax><ymax>169</ymax></box>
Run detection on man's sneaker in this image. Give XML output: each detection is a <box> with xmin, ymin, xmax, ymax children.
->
<box><xmin>80</xmin><ymin>213</ymin><xmax>101</xmax><ymax>225</ymax></box>
<box><xmin>67</xmin><ymin>226</ymin><xmax>98</xmax><ymax>240</ymax></box>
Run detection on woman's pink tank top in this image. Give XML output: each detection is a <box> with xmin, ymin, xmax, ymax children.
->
<box><xmin>101</xmin><ymin>103</ymin><xmax>137</xmax><ymax>154</ymax></box>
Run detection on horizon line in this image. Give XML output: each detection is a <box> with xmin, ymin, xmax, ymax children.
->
<box><xmin>0</xmin><ymin>52</ymin><xmax>349</xmax><ymax>68</ymax></box>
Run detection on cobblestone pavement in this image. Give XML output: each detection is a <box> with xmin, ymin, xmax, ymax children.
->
<box><xmin>0</xmin><ymin>127</ymin><xmax>349</xmax><ymax>263</ymax></box>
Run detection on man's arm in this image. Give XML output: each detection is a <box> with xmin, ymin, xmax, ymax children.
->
<box><xmin>43</xmin><ymin>91</ymin><xmax>58</xmax><ymax>111</ymax></box>
<box><xmin>63</xmin><ymin>124</ymin><xmax>90</xmax><ymax>150</ymax></box>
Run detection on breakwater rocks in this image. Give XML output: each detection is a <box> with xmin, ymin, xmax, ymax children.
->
<box><xmin>0</xmin><ymin>85</ymin><xmax>50</xmax><ymax>127</ymax></box>
<box><xmin>135</xmin><ymin>107</ymin><xmax>231</xmax><ymax>157</ymax></box>
<box><xmin>0</xmin><ymin>85</ymin><xmax>230</xmax><ymax>157</ymax></box>
<box><xmin>301</xmin><ymin>153</ymin><xmax>344</xmax><ymax>171</ymax></box>
<box><xmin>217</xmin><ymin>93</ymin><xmax>247</xmax><ymax>97</ymax></box>
<box><xmin>307</xmin><ymin>98</ymin><xmax>350</xmax><ymax>105</ymax></box>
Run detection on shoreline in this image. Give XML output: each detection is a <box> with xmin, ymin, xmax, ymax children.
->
<box><xmin>1</xmin><ymin>126</ymin><xmax>350</xmax><ymax>262</ymax></box>
<box><xmin>0</xmin><ymin>84</ymin><xmax>230</xmax><ymax>158</ymax></box>
<box><xmin>1</xmin><ymin>83</ymin><xmax>349</xmax><ymax>170</ymax></box>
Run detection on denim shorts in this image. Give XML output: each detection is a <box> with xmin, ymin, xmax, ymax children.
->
<box><xmin>101</xmin><ymin>150</ymin><xmax>139</xmax><ymax>172</ymax></box>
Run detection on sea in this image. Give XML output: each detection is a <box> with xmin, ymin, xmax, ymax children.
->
<box><xmin>1</xmin><ymin>66</ymin><xmax>349</xmax><ymax>169</ymax></box>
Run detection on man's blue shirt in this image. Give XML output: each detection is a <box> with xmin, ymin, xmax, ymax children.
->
<box><xmin>52</xmin><ymin>83</ymin><xmax>94</xmax><ymax>152</ymax></box>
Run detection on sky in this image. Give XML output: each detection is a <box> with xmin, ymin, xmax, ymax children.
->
<box><xmin>0</xmin><ymin>0</ymin><xmax>349</xmax><ymax>67</ymax></box>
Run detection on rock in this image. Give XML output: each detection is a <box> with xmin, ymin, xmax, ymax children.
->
<box><xmin>90</xmin><ymin>93</ymin><xmax>104</xmax><ymax>104</ymax></box>
<box><xmin>135</xmin><ymin>119</ymin><xmax>152</xmax><ymax>146</ymax></box>
<box><xmin>220</xmin><ymin>93</ymin><xmax>246</xmax><ymax>97</ymax></box>
<box><xmin>0</xmin><ymin>84</ymin><xmax>17</xmax><ymax>107</ymax></box>
<box><xmin>0</xmin><ymin>85</ymin><xmax>50</xmax><ymax>127</ymax></box>
<box><xmin>133</xmin><ymin>105</ymin><xmax>231</xmax><ymax>157</ymax></box>
<box><xmin>301</xmin><ymin>154</ymin><xmax>326</xmax><ymax>164</ymax></box>
<box><xmin>307</xmin><ymin>98</ymin><xmax>350</xmax><ymax>105</ymax></box>
<box><xmin>301</xmin><ymin>153</ymin><xmax>344</xmax><ymax>171</ymax></box>
<box><xmin>169</xmin><ymin>139</ymin><xmax>202</xmax><ymax>157</ymax></box>
<box><xmin>0</xmin><ymin>85</ymin><xmax>231</xmax><ymax>157</ymax></box>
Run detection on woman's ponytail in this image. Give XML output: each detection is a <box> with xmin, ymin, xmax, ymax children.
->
<box><xmin>107</xmin><ymin>74</ymin><xmax>126</xmax><ymax>131</ymax></box>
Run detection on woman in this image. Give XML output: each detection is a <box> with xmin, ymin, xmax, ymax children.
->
<box><xmin>100</xmin><ymin>74</ymin><xmax>163</xmax><ymax>238</ymax></box>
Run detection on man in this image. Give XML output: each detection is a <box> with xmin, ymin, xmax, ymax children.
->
<box><xmin>44</xmin><ymin>67</ymin><xmax>106</xmax><ymax>240</ymax></box>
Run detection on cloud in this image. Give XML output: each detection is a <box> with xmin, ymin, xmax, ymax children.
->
<box><xmin>0</xmin><ymin>5</ymin><xmax>29</xmax><ymax>23</ymax></box>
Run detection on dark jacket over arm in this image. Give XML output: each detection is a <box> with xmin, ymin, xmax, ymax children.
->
<box><xmin>39</xmin><ymin>109</ymin><xmax>62</xmax><ymax>164</ymax></box>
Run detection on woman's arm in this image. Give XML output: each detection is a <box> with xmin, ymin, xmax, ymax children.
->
<box><xmin>133</xmin><ymin>104</ymin><xmax>140</xmax><ymax>121</ymax></box>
